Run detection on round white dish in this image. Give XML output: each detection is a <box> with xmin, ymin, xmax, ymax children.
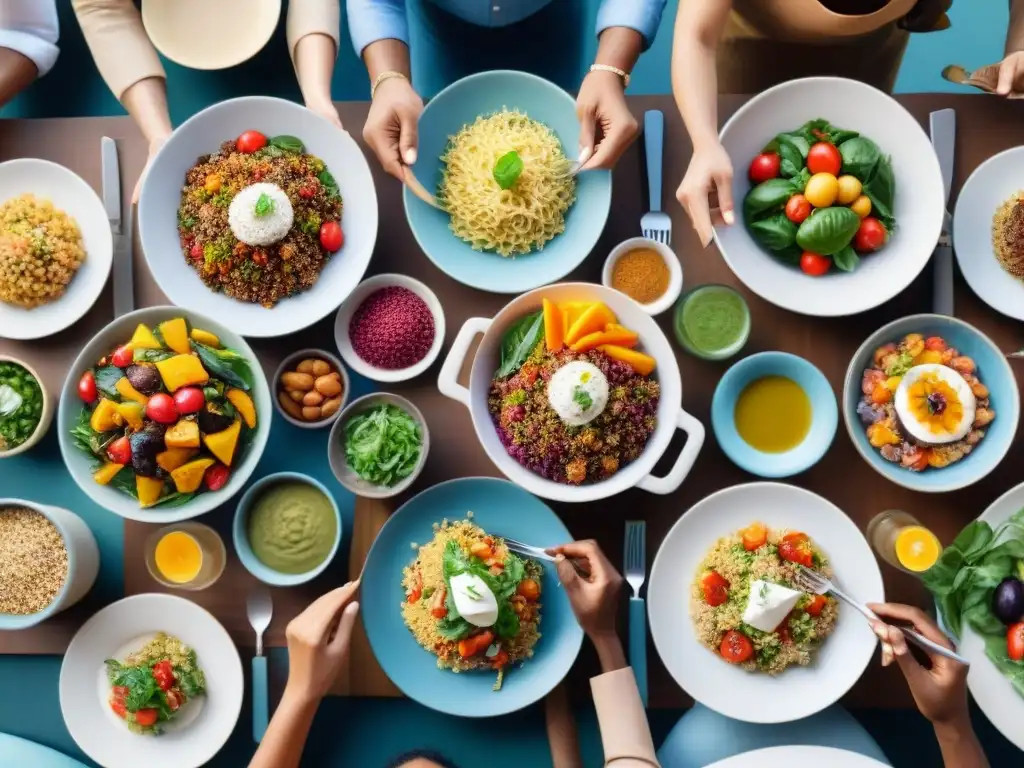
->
<box><xmin>142</xmin><ymin>0</ymin><xmax>280</xmax><ymax>70</ymax></box>
<box><xmin>59</xmin><ymin>594</ymin><xmax>243</xmax><ymax>768</ymax></box>
<box><xmin>715</xmin><ymin>77</ymin><xmax>943</xmax><ymax>317</ymax></box>
<box><xmin>271</xmin><ymin>347</ymin><xmax>350</xmax><ymax>429</ymax></box>
<box><xmin>601</xmin><ymin>236</ymin><xmax>683</xmax><ymax>316</ymax></box>
<box><xmin>648</xmin><ymin>482</ymin><xmax>884</xmax><ymax>724</ymax></box>
<box><xmin>706</xmin><ymin>746</ymin><xmax>890</xmax><ymax>768</ymax></box>
<box><xmin>0</xmin><ymin>158</ymin><xmax>112</xmax><ymax>340</ymax></box>
<box><xmin>0</xmin><ymin>354</ymin><xmax>54</xmax><ymax>459</ymax></box>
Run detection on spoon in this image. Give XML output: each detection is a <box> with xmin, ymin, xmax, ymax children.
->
<box><xmin>247</xmin><ymin>587</ymin><xmax>273</xmax><ymax>743</ymax></box>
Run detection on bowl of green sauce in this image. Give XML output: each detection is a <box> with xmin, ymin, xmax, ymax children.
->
<box><xmin>673</xmin><ymin>285</ymin><xmax>751</xmax><ymax>361</ymax></box>
<box><xmin>0</xmin><ymin>356</ymin><xmax>52</xmax><ymax>458</ymax></box>
<box><xmin>233</xmin><ymin>472</ymin><xmax>341</xmax><ymax>586</ymax></box>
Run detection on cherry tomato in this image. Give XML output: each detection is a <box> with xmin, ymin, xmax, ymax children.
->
<box><xmin>106</xmin><ymin>436</ymin><xmax>131</xmax><ymax>465</ymax></box>
<box><xmin>110</xmin><ymin>699</ymin><xmax>127</xmax><ymax>719</ymax></box>
<box><xmin>805</xmin><ymin>594</ymin><xmax>828</xmax><ymax>617</ymax></box>
<box><xmin>854</xmin><ymin>217</ymin><xmax>887</xmax><ymax>253</ymax></box>
<box><xmin>152</xmin><ymin>659</ymin><xmax>175</xmax><ymax>691</ymax></box>
<box><xmin>748</xmin><ymin>152</ymin><xmax>780</xmax><ymax>183</ymax></box>
<box><xmin>133</xmin><ymin>708</ymin><xmax>159</xmax><ymax>727</ymax></box>
<box><xmin>784</xmin><ymin>194</ymin><xmax>811</xmax><ymax>224</ymax></box>
<box><xmin>252</xmin><ymin>249</ymin><xmax>269</xmax><ymax>267</ymax></box>
<box><xmin>190</xmin><ymin>242</ymin><xmax>204</xmax><ymax>261</ymax></box>
<box><xmin>807</xmin><ymin>142</ymin><xmax>841</xmax><ymax>176</ymax></box>
<box><xmin>719</xmin><ymin>630</ymin><xmax>754</xmax><ymax>664</ymax></box>
<box><xmin>799</xmin><ymin>251</ymin><xmax>830</xmax><ymax>277</ymax></box>
<box><xmin>236</xmin><ymin>130</ymin><xmax>267</xmax><ymax>154</ymax></box>
<box><xmin>741</xmin><ymin>523</ymin><xmax>768</xmax><ymax>551</ymax></box>
<box><xmin>173</xmin><ymin>386</ymin><xmax>205</xmax><ymax>415</ymax></box>
<box><xmin>774</xmin><ymin>612</ymin><xmax>794</xmax><ymax>644</ymax></box>
<box><xmin>111</xmin><ymin>345</ymin><xmax>134</xmax><ymax>368</ymax></box>
<box><xmin>406</xmin><ymin>570</ymin><xmax>423</xmax><ymax>603</ymax></box>
<box><xmin>924</xmin><ymin>337</ymin><xmax>947</xmax><ymax>352</ymax></box>
<box><xmin>145</xmin><ymin>393</ymin><xmax>178</xmax><ymax>424</ymax></box>
<box><xmin>701</xmin><ymin>571</ymin><xmax>731</xmax><ymax>607</ymax></box>
<box><xmin>319</xmin><ymin>220</ymin><xmax>344</xmax><ymax>252</ymax></box>
<box><xmin>165</xmin><ymin>689</ymin><xmax>184</xmax><ymax>711</ymax></box>
<box><xmin>779</xmin><ymin>532</ymin><xmax>815</xmax><ymax>568</ymax></box>
<box><xmin>490</xmin><ymin>648</ymin><xmax>510</xmax><ymax>669</ymax></box>
<box><xmin>205</xmin><ymin>463</ymin><xmax>230</xmax><ymax>491</ymax></box>
<box><xmin>298</xmin><ymin>180</ymin><xmax>318</xmax><ymax>199</ymax></box>
<box><xmin>1008</xmin><ymin>622</ymin><xmax>1024</xmax><ymax>662</ymax></box>
<box><xmin>111</xmin><ymin>686</ymin><xmax>128</xmax><ymax>704</ymax></box>
<box><xmin>78</xmin><ymin>371</ymin><xmax>97</xmax><ymax>403</ymax></box>
<box><xmin>516</xmin><ymin>578</ymin><xmax>541</xmax><ymax>602</ymax></box>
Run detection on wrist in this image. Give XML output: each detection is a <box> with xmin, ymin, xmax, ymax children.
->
<box><xmin>588</xmin><ymin>66</ymin><xmax>628</xmax><ymax>91</ymax></box>
<box><xmin>590</xmin><ymin>630</ymin><xmax>626</xmax><ymax>672</ymax></box>
<box><xmin>281</xmin><ymin>681</ymin><xmax>323</xmax><ymax>710</ymax></box>
<box><xmin>933</xmin><ymin>708</ymin><xmax>972</xmax><ymax>735</ymax></box>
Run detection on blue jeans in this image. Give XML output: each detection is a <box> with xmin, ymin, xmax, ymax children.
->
<box><xmin>658</xmin><ymin>704</ymin><xmax>892</xmax><ymax>768</ymax></box>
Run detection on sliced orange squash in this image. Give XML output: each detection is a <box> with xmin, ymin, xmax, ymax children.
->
<box><xmin>598</xmin><ymin>344</ymin><xmax>656</xmax><ymax>376</ymax></box>
<box><xmin>136</xmin><ymin>475</ymin><xmax>165</xmax><ymax>507</ymax></box>
<box><xmin>543</xmin><ymin>298</ymin><xmax>564</xmax><ymax>352</ymax></box>
<box><xmin>93</xmin><ymin>462</ymin><xmax>125</xmax><ymax>486</ymax></box>
<box><xmin>115</xmin><ymin>401</ymin><xmax>145</xmax><ymax>430</ymax></box>
<box><xmin>155</xmin><ymin>354</ymin><xmax>209</xmax><ymax>392</ymax></box>
<box><xmin>190</xmin><ymin>328</ymin><xmax>221</xmax><ymax>348</ymax></box>
<box><xmin>170</xmin><ymin>458</ymin><xmax>216</xmax><ymax>494</ymax></box>
<box><xmin>165</xmin><ymin>419</ymin><xmax>201</xmax><ymax>449</ymax></box>
<box><xmin>564</xmin><ymin>303</ymin><xmax>617</xmax><ymax>346</ymax></box>
<box><xmin>89</xmin><ymin>398</ymin><xmax>122</xmax><ymax>432</ymax></box>
<box><xmin>559</xmin><ymin>301</ymin><xmax>592</xmax><ymax>331</ymax></box>
<box><xmin>158</xmin><ymin>318</ymin><xmax>191</xmax><ymax>355</ymax></box>
<box><xmin>226</xmin><ymin>388</ymin><xmax>257</xmax><ymax>429</ymax></box>
<box><xmin>156</xmin><ymin>447</ymin><xmax>198</xmax><ymax>473</ymax></box>
<box><xmin>570</xmin><ymin>327</ymin><xmax>640</xmax><ymax>353</ymax></box>
<box><xmin>130</xmin><ymin>323</ymin><xmax>162</xmax><ymax>350</ymax></box>
<box><xmin>203</xmin><ymin>420</ymin><xmax>241</xmax><ymax>466</ymax></box>
<box><xmin>115</xmin><ymin>377</ymin><xmax>149</xmax><ymax>405</ymax></box>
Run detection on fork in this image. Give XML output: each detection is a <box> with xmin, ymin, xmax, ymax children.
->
<box><xmin>640</xmin><ymin>110</ymin><xmax>671</xmax><ymax>246</ymax></box>
<box><xmin>793</xmin><ymin>565</ymin><xmax>969</xmax><ymax>666</ymax></box>
<box><xmin>624</xmin><ymin>520</ymin><xmax>648</xmax><ymax>706</ymax></box>
<box><xmin>499</xmin><ymin>535</ymin><xmax>591</xmax><ymax>578</ymax></box>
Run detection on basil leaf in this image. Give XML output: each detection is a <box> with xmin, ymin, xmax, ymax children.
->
<box><xmin>317</xmin><ymin>168</ymin><xmax>341</xmax><ymax>200</ymax></box>
<box><xmin>495</xmin><ymin>310</ymin><xmax>543</xmax><ymax>378</ymax></box>
<box><xmin>839</xmin><ymin>136</ymin><xmax>882</xmax><ymax>181</ymax></box>
<box><xmin>493</xmin><ymin>151</ymin><xmax>524</xmax><ymax>190</ymax></box>
<box><xmin>254</xmin><ymin>192</ymin><xmax>275</xmax><ymax>217</ymax></box>
<box><xmin>494</xmin><ymin>603</ymin><xmax>520</xmax><ymax>639</ymax></box>
<box><xmin>795</xmin><ymin>206</ymin><xmax>861</xmax><ymax>256</ymax></box>
<box><xmin>831</xmin><ymin>244</ymin><xmax>860</xmax><ymax>272</ymax></box>
<box><xmin>94</xmin><ymin>366</ymin><xmax>124</xmax><ymax>397</ymax></box>
<box><xmin>830</xmin><ymin>129</ymin><xmax>860</xmax><ymax>145</ymax></box>
<box><xmin>772</xmin><ymin>245</ymin><xmax>803</xmax><ymax>266</ymax></box>
<box><xmin>863</xmin><ymin>155</ymin><xmax>895</xmax><ymax>220</ymax></box>
<box><xmin>776</xmin><ymin>136</ymin><xmax>804</xmax><ymax>178</ymax></box>
<box><xmin>743</xmin><ymin>178</ymin><xmax>797</xmax><ymax>221</ymax></box>
<box><xmin>191</xmin><ymin>342</ymin><xmax>254</xmax><ymax>391</ymax></box>
<box><xmin>436</xmin><ymin>615</ymin><xmax>473</xmax><ymax>641</ymax></box>
<box><xmin>270</xmin><ymin>135</ymin><xmax>305</xmax><ymax>154</ymax></box>
<box><xmin>748</xmin><ymin>213</ymin><xmax>798</xmax><ymax>251</ymax></box>
<box><xmin>442</xmin><ymin>539</ymin><xmax>472</xmax><ymax>580</ymax></box>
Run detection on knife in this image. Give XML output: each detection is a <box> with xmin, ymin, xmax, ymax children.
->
<box><xmin>101</xmin><ymin>137</ymin><xmax>135</xmax><ymax>317</ymax></box>
<box><xmin>929</xmin><ymin>110</ymin><xmax>955</xmax><ymax>316</ymax></box>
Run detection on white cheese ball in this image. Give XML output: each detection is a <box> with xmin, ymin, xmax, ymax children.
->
<box><xmin>547</xmin><ymin>360</ymin><xmax>609</xmax><ymax>427</ymax></box>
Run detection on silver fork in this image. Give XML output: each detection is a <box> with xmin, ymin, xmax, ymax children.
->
<box><xmin>624</xmin><ymin>520</ymin><xmax>648</xmax><ymax>706</ymax></box>
<box><xmin>793</xmin><ymin>565</ymin><xmax>969</xmax><ymax>666</ymax></box>
<box><xmin>640</xmin><ymin>110</ymin><xmax>671</xmax><ymax>246</ymax></box>
<box><xmin>499</xmin><ymin>535</ymin><xmax>590</xmax><ymax>577</ymax></box>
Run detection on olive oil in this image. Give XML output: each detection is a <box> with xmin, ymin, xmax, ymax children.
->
<box><xmin>734</xmin><ymin>376</ymin><xmax>811</xmax><ymax>453</ymax></box>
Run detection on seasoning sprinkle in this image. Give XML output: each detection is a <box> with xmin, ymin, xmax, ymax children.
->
<box><xmin>0</xmin><ymin>506</ymin><xmax>68</xmax><ymax>615</ymax></box>
<box><xmin>611</xmin><ymin>248</ymin><xmax>670</xmax><ymax>304</ymax></box>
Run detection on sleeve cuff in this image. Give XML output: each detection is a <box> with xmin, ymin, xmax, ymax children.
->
<box><xmin>346</xmin><ymin>0</ymin><xmax>410</xmax><ymax>57</ymax></box>
<box><xmin>595</xmin><ymin>0</ymin><xmax>667</xmax><ymax>51</ymax></box>
<box><xmin>0</xmin><ymin>30</ymin><xmax>59</xmax><ymax>77</ymax></box>
<box><xmin>590</xmin><ymin>668</ymin><xmax>660</xmax><ymax>767</ymax></box>
<box><xmin>287</xmin><ymin>0</ymin><xmax>341</xmax><ymax>60</ymax></box>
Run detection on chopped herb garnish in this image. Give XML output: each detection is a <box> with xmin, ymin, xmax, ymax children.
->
<box><xmin>254</xmin><ymin>193</ymin><xmax>275</xmax><ymax>217</ymax></box>
<box><xmin>493</xmin><ymin>150</ymin><xmax>524</xmax><ymax>190</ymax></box>
<box><xmin>572</xmin><ymin>386</ymin><xmax>593</xmax><ymax>410</ymax></box>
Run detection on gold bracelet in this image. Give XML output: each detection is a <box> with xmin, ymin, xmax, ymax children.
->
<box><xmin>371</xmin><ymin>70</ymin><xmax>408</xmax><ymax>100</ymax></box>
<box><xmin>589</xmin><ymin>63</ymin><xmax>630</xmax><ymax>89</ymax></box>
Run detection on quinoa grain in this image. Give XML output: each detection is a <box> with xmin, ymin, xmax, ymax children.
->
<box><xmin>0</xmin><ymin>507</ymin><xmax>68</xmax><ymax>614</ymax></box>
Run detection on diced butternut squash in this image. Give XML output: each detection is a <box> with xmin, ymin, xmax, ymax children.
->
<box><xmin>570</xmin><ymin>326</ymin><xmax>640</xmax><ymax>353</ymax></box>
<box><xmin>130</xmin><ymin>323</ymin><xmax>162</xmax><ymax>349</ymax></box>
<box><xmin>170</xmin><ymin>458</ymin><xmax>215</xmax><ymax>494</ymax></box>
<box><xmin>559</xmin><ymin>301</ymin><xmax>592</xmax><ymax>331</ymax></box>
<box><xmin>543</xmin><ymin>298</ymin><xmax>564</xmax><ymax>352</ymax></box>
<box><xmin>93</xmin><ymin>462</ymin><xmax>125</xmax><ymax>485</ymax></box>
<box><xmin>190</xmin><ymin>328</ymin><xmax>220</xmax><ymax>347</ymax></box>
<box><xmin>165</xmin><ymin>419</ymin><xmax>200</xmax><ymax>449</ymax></box>
<box><xmin>598</xmin><ymin>344</ymin><xmax>656</xmax><ymax>376</ymax></box>
<box><xmin>89</xmin><ymin>398</ymin><xmax>123</xmax><ymax>432</ymax></box>
<box><xmin>158</xmin><ymin>318</ymin><xmax>191</xmax><ymax>355</ymax></box>
<box><xmin>156</xmin><ymin>447</ymin><xmax>198</xmax><ymax>473</ymax></box>
<box><xmin>565</xmin><ymin>303</ymin><xmax>617</xmax><ymax>346</ymax></box>
<box><xmin>115</xmin><ymin>376</ymin><xmax>149</xmax><ymax>405</ymax></box>
<box><xmin>115</xmin><ymin>401</ymin><xmax>145</xmax><ymax>430</ymax></box>
<box><xmin>156</xmin><ymin>354</ymin><xmax>209</xmax><ymax>392</ymax></box>
<box><xmin>226</xmin><ymin>388</ymin><xmax>257</xmax><ymax>429</ymax></box>
<box><xmin>203</xmin><ymin>419</ymin><xmax>241</xmax><ymax>466</ymax></box>
<box><xmin>136</xmin><ymin>475</ymin><xmax>165</xmax><ymax>507</ymax></box>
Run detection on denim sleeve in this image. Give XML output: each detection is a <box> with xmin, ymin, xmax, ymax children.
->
<box><xmin>595</xmin><ymin>0</ymin><xmax>668</xmax><ymax>50</ymax></box>
<box><xmin>346</xmin><ymin>0</ymin><xmax>409</xmax><ymax>57</ymax></box>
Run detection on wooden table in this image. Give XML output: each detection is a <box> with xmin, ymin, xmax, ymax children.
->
<box><xmin>1</xmin><ymin>93</ymin><xmax>1021</xmax><ymax>711</ymax></box>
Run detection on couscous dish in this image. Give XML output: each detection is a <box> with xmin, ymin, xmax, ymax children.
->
<box><xmin>691</xmin><ymin>523</ymin><xmax>838</xmax><ymax>675</ymax></box>
<box><xmin>401</xmin><ymin>517</ymin><xmax>542</xmax><ymax>691</ymax></box>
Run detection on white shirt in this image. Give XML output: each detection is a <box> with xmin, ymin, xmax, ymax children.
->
<box><xmin>0</xmin><ymin>0</ymin><xmax>59</xmax><ymax>78</ymax></box>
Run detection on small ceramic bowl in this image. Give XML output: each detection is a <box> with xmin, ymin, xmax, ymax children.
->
<box><xmin>328</xmin><ymin>393</ymin><xmax>430</xmax><ymax>499</ymax></box>
<box><xmin>601</xmin><ymin>237</ymin><xmax>683</xmax><ymax>316</ymax></box>
<box><xmin>673</xmin><ymin>284</ymin><xmax>751</xmax><ymax>362</ymax></box>
<box><xmin>272</xmin><ymin>348</ymin><xmax>350</xmax><ymax>429</ymax></box>
<box><xmin>233</xmin><ymin>472</ymin><xmax>342</xmax><ymax>587</ymax></box>
<box><xmin>0</xmin><ymin>355</ymin><xmax>54</xmax><ymax>459</ymax></box>
<box><xmin>712</xmin><ymin>352</ymin><xmax>838</xmax><ymax>478</ymax></box>
<box><xmin>334</xmin><ymin>274</ymin><xmax>446</xmax><ymax>383</ymax></box>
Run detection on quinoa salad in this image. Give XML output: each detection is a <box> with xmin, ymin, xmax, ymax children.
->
<box><xmin>177</xmin><ymin>131</ymin><xmax>344</xmax><ymax>308</ymax></box>
<box><xmin>692</xmin><ymin>523</ymin><xmax>838</xmax><ymax>675</ymax></box>
<box><xmin>401</xmin><ymin>517</ymin><xmax>542</xmax><ymax>691</ymax></box>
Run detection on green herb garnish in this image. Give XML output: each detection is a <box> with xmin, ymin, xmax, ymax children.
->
<box><xmin>495</xmin><ymin>310</ymin><xmax>543</xmax><ymax>378</ymax></box>
<box><xmin>465</xmin><ymin>584</ymin><xmax>483</xmax><ymax>600</ymax></box>
<box><xmin>493</xmin><ymin>150</ymin><xmax>524</xmax><ymax>190</ymax></box>
<box><xmin>572</xmin><ymin>386</ymin><xmax>593</xmax><ymax>410</ymax></box>
<box><xmin>269</xmin><ymin>135</ymin><xmax>305</xmax><ymax>154</ymax></box>
<box><xmin>254</xmin><ymin>193</ymin><xmax>275</xmax><ymax>217</ymax></box>
<box><xmin>343</xmin><ymin>404</ymin><xmax>422</xmax><ymax>486</ymax></box>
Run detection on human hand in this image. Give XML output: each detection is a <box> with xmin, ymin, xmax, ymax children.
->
<box><xmin>363</xmin><ymin>77</ymin><xmax>423</xmax><ymax>181</ymax></box>
<box><xmin>283</xmin><ymin>581</ymin><xmax>360</xmax><ymax>705</ymax></box>
<box><xmin>996</xmin><ymin>51</ymin><xmax>1024</xmax><ymax>97</ymax></box>
<box><xmin>676</xmin><ymin>140</ymin><xmax>735</xmax><ymax>248</ymax></box>
<box><xmin>548</xmin><ymin>540</ymin><xmax>623</xmax><ymax>638</ymax></box>
<box><xmin>868</xmin><ymin>602</ymin><xmax>969</xmax><ymax>726</ymax></box>
<box><xmin>306</xmin><ymin>97</ymin><xmax>343</xmax><ymax>130</ymax></box>
<box><xmin>576</xmin><ymin>70</ymin><xmax>639</xmax><ymax>170</ymax></box>
<box><xmin>132</xmin><ymin>133</ymin><xmax>171</xmax><ymax>205</ymax></box>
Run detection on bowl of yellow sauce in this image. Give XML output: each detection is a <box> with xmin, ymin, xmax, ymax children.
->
<box><xmin>712</xmin><ymin>351</ymin><xmax>837</xmax><ymax>477</ymax></box>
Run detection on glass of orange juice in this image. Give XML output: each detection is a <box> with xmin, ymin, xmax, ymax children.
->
<box><xmin>867</xmin><ymin>510</ymin><xmax>942</xmax><ymax>575</ymax></box>
<box><xmin>144</xmin><ymin>522</ymin><xmax>226</xmax><ymax>590</ymax></box>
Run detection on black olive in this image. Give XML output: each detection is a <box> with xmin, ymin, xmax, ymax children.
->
<box><xmin>197</xmin><ymin>402</ymin><xmax>234</xmax><ymax>434</ymax></box>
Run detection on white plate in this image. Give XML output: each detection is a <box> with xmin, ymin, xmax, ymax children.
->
<box><xmin>952</xmin><ymin>146</ymin><xmax>1024</xmax><ymax>321</ymax></box>
<box><xmin>707</xmin><ymin>745</ymin><xmax>889</xmax><ymax>768</ymax></box>
<box><xmin>59</xmin><ymin>594</ymin><xmax>243</xmax><ymax>768</ymax></box>
<box><xmin>715</xmin><ymin>77</ymin><xmax>944</xmax><ymax>317</ymax></box>
<box><xmin>648</xmin><ymin>482</ymin><xmax>884</xmax><ymax>723</ymax></box>
<box><xmin>960</xmin><ymin>481</ymin><xmax>1024</xmax><ymax>753</ymax></box>
<box><xmin>0</xmin><ymin>159</ymin><xmax>112</xmax><ymax>340</ymax></box>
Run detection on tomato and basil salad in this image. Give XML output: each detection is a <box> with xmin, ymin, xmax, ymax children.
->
<box><xmin>744</xmin><ymin>119</ymin><xmax>895</xmax><ymax>277</ymax></box>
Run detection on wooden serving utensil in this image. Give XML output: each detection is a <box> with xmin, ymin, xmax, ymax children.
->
<box><xmin>401</xmin><ymin>165</ymin><xmax>444</xmax><ymax>210</ymax></box>
<box><xmin>942</xmin><ymin>64</ymin><xmax>1024</xmax><ymax>99</ymax></box>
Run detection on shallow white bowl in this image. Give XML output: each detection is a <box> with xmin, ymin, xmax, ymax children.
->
<box><xmin>648</xmin><ymin>482</ymin><xmax>883</xmax><ymax>724</ymax></box>
<box><xmin>0</xmin><ymin>159</ymin><xmax>112</xmax><ymax>340</ymax></box>
<box><xmin>601</xmin><ymin>237</ymin><xmax>683</xmax><ymax>316</ymax></box>
<box><xmin>334</xmin><ymin>273</ymin><xmax>446</xmax><ymax>383</ymax></box>
<box><xmin>138</xmin><ymin>96</ymin><xmax>378</xmax><ymax>338</ymax></box>
<box><xmin>271</xmin><ymin>347</ymin><xmax>350</xmax><ymax>429</ymax></box>
<box><xmin>715</xmin><ymin>77</ymin><xmax>944</xmax><ymax>317</ymax></box>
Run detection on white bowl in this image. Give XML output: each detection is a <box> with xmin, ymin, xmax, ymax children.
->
<box><xmin>334</xmin><ymin>273</ymin><xmax>446</xmax><ymax>383</ymax></box>
<box><xmin>601</xmin><ymin>237</ymin><xmax>683</xmax><ymax>316</ymax></box>
<box><xmin>138</xmin><ymin>96</ymin><xmax>378</xmax><ymax>338</ymax></box>
<box><xmin>271</xmin><ymin>347</ymin><xmax>350</xmax><ymax>429</ymax></box>
<box><xmin>715</xmin><ymin>77</ymin><xmax>944</xmax><ymax>317</ymax></box>
<box><xmin>437</xmin><ymin>283</ymin><xmax>706</xmax><ymax>503</ymax></box>
<box><xmin>648</xmin><ymin>482</ymin><xmax>883</xmax><ymax>724</ymax></box>
<box><xmin>0</xmin><ymin>355</ymin><xmax>54</xmax><ymax>458</ymax></box>
<box><xmin>60</xmin><ymin>594</ymin><xmax>243</xmax><ymax>768</ymax></box>
<box><xmin>0</xmin><ymin>158</ymin><xmax>112</xmax><ymax>340</ymax></box>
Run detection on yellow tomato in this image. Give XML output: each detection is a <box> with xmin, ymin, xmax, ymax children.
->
<box><xmin>804</xmin><ymin>172</ymin><xmax>838</xmax><ymax>208</ymax></box>
<box><xmin>850</xmin><ymin>194</ymin><xmax>872</xmax><ymax>218</ymax></box>
<box><xmin>836</xmin><ymin>175</ymin><xmax>862</xmax><ymax>205</ymax></box>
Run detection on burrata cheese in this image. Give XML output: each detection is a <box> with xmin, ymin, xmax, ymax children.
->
<box><xmin>547</xmin><ymin>360</ymin><xmax>609</xmax><ymax>427</ymax></box>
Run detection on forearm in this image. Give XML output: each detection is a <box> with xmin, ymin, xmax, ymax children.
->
<box><xmin>362</xmin><ymin>38</ymin><xmax>411</xmax><ymax>82</ymax></box>
<box><xmin>593</xmin><ymin>27</ymin><xmax>644</xmax><ymax>73</ymax></box>
<box><xmin>592</xmin><ymin>632</ymin><xmax>628</xmax><ymax>673</ymax></box>
<box><xmin>0</xmin><ymin>48</ymin><xmax>38</xmax><ymax>108</ymax></box>
<box><xmin>248</xmin><ymin>689</ymin><xmax>319</xmax><ymax>768</ymax></box>
<box><xmin>1008</xmin><ymin>0</ymin><xmax>1024</xmax><ymax>54</ymax></box>
<box><xmin>589</xmin><ymin>634</ymin><xmax>659</xmax><ymax>768</ymax></box>
<box><xmin>934</xmin><ymin>715</ymin><xmax>989</xmax><ymax>768</ymax></box>
<box><xmin>672</xmin><ymin>0</ymin><xmax>729</xmax><ymax>151</ymax></box>
<box><xmin>121</xmin><ymin>77</ymin><xmax>172</xmax><ymax>145</ymax></box>
<box><xmin>293</xmin><ymin>33</ymin><xmax>337</xmax><ymax>112</ymax></box>
<box><xmin>546</xmin><ymin>683</ymin><xmax>583</xmax><ymax>768</ymax></box>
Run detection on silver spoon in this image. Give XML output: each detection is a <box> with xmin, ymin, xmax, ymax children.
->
<box><xmin>247</xmin><ymin>587</ymin><xmax>273</xmax><ymax>743</ymax></box>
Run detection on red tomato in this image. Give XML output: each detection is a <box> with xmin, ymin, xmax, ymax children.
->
<box><xmin>741</xmin><ymin>523</ymin><xmax>767</xmax><ymax>551</ymax></box>
<box><xmin>779</xmin><ymin>532</ymin><xmax>814</xmax><ymax>568</ymax></box>
<box><xmin>145</xmin><ymin>393</ymin><xmax>178</xmax><ymax>424</ymax></box>
<box><xmin>924</xmin><ymin>337</ymin><xmax>947</xmax><ymax>352</ymax></box>
<box><xmin>152</xmin><ymin>660</ymin><xmax>175</xmax><ymax>692</ymax></box>
<box><xmin>133</xmin><ymin>708</ymin><xmax>158</xmax><ymax>727</ymax></box>
<box><xmin>319</xmin><ymin>221</ymin><xmax>344</xmax><ymax>252</ymax></box>
<box><xmin>236</xmin><ymin>130</ymin><xmax>267</xmax><ymax>154</ymax></box>
<box><xmin>805</xmin><ymin>594</ymin><xmax>828</xmax><ymax>617</ymax></box>
<box><xmin>854</xmin><ymin>217</ymin><xmax>887</xmax><ymax>253</ymax></box>
<box><xmin>799</xmin><ymin>251</ymin><xmax>830</xmax><ymax>277</ymax></box>
<box><xmin>111</xmin><ymin>345</ymin><xmax>134</xmax><ymax>368</ymax></box>
<box><xmin>78</xmin><ymin>371</ymin><xmax>97</xmax><ymax>403</ymax></box>
<box><xmin>773</xmin><ymin>612</ymin><xmax>794</xmax><ymax>644</ymax></box>
<box><xmin>490</xmin><ymin>649</ymin><xmax>510</xmax><ymax>669</ymax></box>
<box><xmin>106</xmin><ymin>436</ymin><xmax>131</xmax><ymax>465</ymax></box>
<box><xmin>205</xmin><ymin>463</ymin><xmax>230</xmax><ymax>491</ymax></box>
<box><xmin>252</xmin><ymin>249</ymin><xmax>268</xmax><ymax>267</ymax></box>
<box><xmin>173</xmin><ymin>387</ymin><xmax>205</xmax><ymax>414</ymax></box>
<box><xmin>784</xmin><ymin>194</ymin><xmax>811</xmax><ymax>224</ymax></box>
<box><xmin>298</xmin><ymin>180</ymin><xmax>318</xmax><ymax>199</ymax></box>
<box><xmin>110</xmin><ymin>699</ymin><xmax>127</xmax><ymax>719</ymax></box>
<box><xmin>701</xmin><ymin>571</ymin><xmax>731</xmax><ymax>607</ymax></box>
<box><xmin>719</xmin><ymin>630</ymin><xmax>754</xmax><ymax>664</ymax></box>
<box><xmin>1009</xmin><ymin>622</ymin><xmax>1024</xmax><ymax>662</ymax></box>
<box><xmin>165</xmin><ymin>689</ymin><xmax>184</xmax><ymax>711</ymax></box>
<box><xmin>111</xmin><ymin>686</ymin><xmax>128</xmax><ymax>703</ymax></box>
<box><xmin>748</xmin><ymin>152</ymin><xmax>780</xmax><ymax>183</ymax></box>
<box><xmin>807</xmin><ymin>142</ymin><xmax>841</xmax><ymax>176</ymax></box>
<box><xmin>189</xmin><ymin>242</ymin><xmax>204</xmax><ymax>261</ymax></box>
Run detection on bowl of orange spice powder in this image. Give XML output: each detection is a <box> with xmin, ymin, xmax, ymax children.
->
<box><xmin>602</xmin><ymin>237</ymin><xmax>682</xmax><ymax>316</ymax></box>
